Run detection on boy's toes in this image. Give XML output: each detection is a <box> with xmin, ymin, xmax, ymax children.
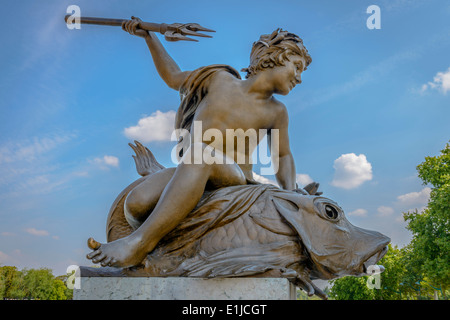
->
<box><xmin>109</xmin><ymin>258</ymin><xmax>118</xmax><ymax>267</ymax></box>
<box><xmin>86</xmin><ymin>248</ymin><xmax>102</xmax><ymax>260</ymax></box>
<box><xmin>92</xmin><ymin>253</ymin><xmax>106</xmax><ymax>264</ymax></box>
<box><xmin>88</xmin><ymin>237</ymin><xmax>101</xmax><ymax>250</ymax></box>
<box><xmin>101</xmin><ymin>257</ymin><xmax>113</xmax><ymax>267</ymax></box>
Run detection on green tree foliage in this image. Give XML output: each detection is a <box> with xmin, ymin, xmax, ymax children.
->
<box><xmin>0</xmin><ymin>266</ymin><xmax>72</xmax><ymax>300</ymax></box>
<box><xmin>328</xmin><ymin>275</ymin><xmax>373</xmax><ymax>300</ymax></box>
<box><xmin>0</xmin><ymin>266</ymin><xmax>26</xmax><ymax>299</ymax></box>
<box><xmin>56</xmin><ymin>274</ymin><xmax>74</xmax><ymax>300</ymax></box>
<box><xmin>328</xmin><ymin>244</ymin><xmax>406</xmax><ymax>300</ymax></box>
<box><xmin>23</xmin><ymin>268</ymin><xmax>67</xmax><ymax>300</ymax></box>
<box><xmin>329</xmin><ymin>142</ymin><xmax>449</xmax><ymax>300</ymax></box>
<box><xmin>404</xmin><ymin>142</ymin><xmax>449</xmax><ymax>296</ymax></box>
<box><xmin>373</xmin><ymin>245</ymin><xmax>406</xmax><ymax>300</ymax></box>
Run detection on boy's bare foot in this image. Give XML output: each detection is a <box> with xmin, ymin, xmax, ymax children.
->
<box><xmin>86</xmin><ymin>235</ymin><xmax>150</xmax><ymax>268</ymax></box>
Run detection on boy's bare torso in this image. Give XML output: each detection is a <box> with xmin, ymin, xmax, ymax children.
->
<box><xmin>192</xmin><ymin>70</ymin><xmax>286</xmax><ymax>177</ymax></box>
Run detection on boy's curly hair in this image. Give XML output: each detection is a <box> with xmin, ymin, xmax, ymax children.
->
<box><xmin>242</xmin><ymin>29</ymin><xmax>312</xmax><ymax>79</ymax></box>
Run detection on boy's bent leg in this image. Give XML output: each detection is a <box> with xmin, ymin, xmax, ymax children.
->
<box><xmin>124</xmin><ymin>167</ymin><xmax>176</xmax><ymax>229</ymax></box>
<box><xmin>87</xmin><ymin>143</ymin><xmax>246</xmax><ymax>268</ymax></box>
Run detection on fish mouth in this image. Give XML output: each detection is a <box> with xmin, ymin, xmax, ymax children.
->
<box><xmin>305</xmin><ymin>243</ymin><xmax>389</xmax><ymax>280</ymax></box>
<box><xmin>361</xmin><ymin>244</ymin><xmax>388</xmax><ymax>275</ymax></box>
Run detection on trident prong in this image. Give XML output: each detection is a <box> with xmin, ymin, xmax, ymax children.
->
<box><xmin>64</xmin><ymin>15</ymin><xmax>215</xmax><ymax>42</ymax></box>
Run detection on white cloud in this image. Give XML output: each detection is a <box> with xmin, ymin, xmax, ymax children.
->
<box><xmin>397</xmin><ymin>187</ymin><xmax>431</xmax><ymax>207</ymax></box>
<box><xmin>348</xmin><ymin>208</ymin><xmax>368</xmax><ymax>217</ymax></box>
<box><xmin>0</xmin><ymin>133</ymin><xmax>76</xmax><ymax>165</ymax></box>
<box><xmin>0</xmin><ymin>249</ymin><xmax>26</xmax><ymax>267</ymax></box>
<box><xmin>0</xmin><ymin>251</ymin><xmax>13</xmax><ymax>264</ymax></box>
<box><xmin>124</xmin><ymin>110</ymin><xmax>176</xmax><ymax>143</ymax></box>
<box><xmin>25</xmin><ymin>228</ymin><xmax>49</xmax><ymax>237</ymax></box>
<box><xmin>405</xmin><ymin>206</ymin><xmax>427</xmax><ymax>215</ymax></box>
<box><xmin>251</xmin><ymin>173</ymin><xmax>316</xmax><ymax>188</ymax></box>
<box><xmin>252</xmin><ymin>173</ymin><xmax>278</xmax><ymax>186</ymax></box>
<box><xmin>377</xmin><ymin>206</ymin><xmax>395</xmax><ymax>217</ymax></box>
<box><xmin>73</xmin><ymin>171</ymin><xmax>89</xmax><ymax>177</ymax></box>
<box><xmin>0</xmin><ymin>133</ymin><xmax>85</xmax><ymax>199</ymax></box>
<box><xmin>91</xmin><ymin>155</ymin><xmax>119</xmax><ymax>170</ymax></box>
<box><xmin>296</xmin><ymin>174</ymin><xmax>313</xmax><ymax>187</ymax></box>
<box><xmin>104</xmin><ymin>156</ymin><xmax>119</xmax><ymax>167</ymax></box>
<box><xmin>331</xmin><ymin>153</ymin><xmax>373</xmax><ymax>189</ymax></box>
<box><xmin>420</xmin><ymin>67</ymin><xmax>450</xmax><ymax>94</ymax></box>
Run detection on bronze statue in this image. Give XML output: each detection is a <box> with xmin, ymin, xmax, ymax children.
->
<box><xmin>86</xmin><ymin>17</ymin><xmax>313</xmax><ymax>266</ymax></box>
<box><xmin>82</xmin><ymin>141</ymin><xmax>390</xmax><ymax>300</ymax></box>
<box><xmin>70</xmin><ymin>16</ymin><xmax>390</xmax><ymax>299</ymax></box>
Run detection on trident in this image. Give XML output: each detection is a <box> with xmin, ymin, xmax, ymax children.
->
<box><xmin>64</xmin><ymin>15</ymin><xmax>215</xmax><ymax>42</ymax></box>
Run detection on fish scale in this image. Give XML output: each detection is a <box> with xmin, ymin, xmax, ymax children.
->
<box><xmin>199</xmin><ymin>205</ymin><xmax>288</xmax><ymax>254</ymax></box>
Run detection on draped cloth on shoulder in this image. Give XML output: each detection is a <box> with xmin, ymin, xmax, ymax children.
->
<box><xmin>175</xmin><ymin>64</ymin><xmax>241</xmax><ymax>133</ymax></box>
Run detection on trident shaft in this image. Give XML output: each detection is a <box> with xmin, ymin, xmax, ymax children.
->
<box><xmin>64</xmin><ymin>15</ymin><xmax>215</xmax><ymax>42</ymax></box>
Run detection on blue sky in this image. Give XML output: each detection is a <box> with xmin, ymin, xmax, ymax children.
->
<box><xmin>0</xmin><ymin>0</ymin><xmax>449</xmax><ymax>276</ymax></box>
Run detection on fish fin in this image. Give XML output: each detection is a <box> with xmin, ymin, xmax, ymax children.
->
<box><xmin>129</xmin><ymin>140</ymin><xmax>165</xmax><ymax>177</ymax></box>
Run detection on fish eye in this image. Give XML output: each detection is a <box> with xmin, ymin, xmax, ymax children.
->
<box><xmin>325</xmin><ymin>205</ymin><xmax>339</xmax><ymax>220</ymax></box>
<box><xmin>314</xmin><ymin>198</ymin><xmax>342</xmax><ymax>221</ymax></box>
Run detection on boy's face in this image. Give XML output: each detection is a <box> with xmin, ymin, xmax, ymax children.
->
<box><xmin>267</xmin><ymin>55</ymin><xmax>306</xmax><ymax>96</ymax></box>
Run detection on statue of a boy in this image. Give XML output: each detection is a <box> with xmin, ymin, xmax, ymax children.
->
<box><xmin>87</xmin><ymin>17</ymin><xmax>312</xmax><ymax>268</ymax></box>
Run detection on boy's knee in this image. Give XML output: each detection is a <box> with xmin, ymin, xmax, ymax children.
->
<box><xmin>124</xmin><ymin>190</ymin><xmax>146</xmax><ymax>217</ymax></box>
<box><xmin>124</xmin><ymin>192</ymin><xmax>136</xmax><ymax>215</ymax></box>
<box><xmin>124</xmin><ymin>192</ymin><xmax>144</xmax><ymax>229</ymax></box>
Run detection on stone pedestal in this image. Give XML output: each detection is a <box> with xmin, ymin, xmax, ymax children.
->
<box><xmin>73</xmin><ymin>276</ymin><xmax>296</xmax><ymax>300</ymax></box>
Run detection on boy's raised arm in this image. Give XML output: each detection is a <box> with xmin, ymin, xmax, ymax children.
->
<box><xmin>123</xmin><ymin>17</ymin><xmax>191</xmax><ymax>91</ymax></box>
<box><xmin>144</xmin><ymin>32</ymin><xmax>192</xmax><ymax>90</ymax></box>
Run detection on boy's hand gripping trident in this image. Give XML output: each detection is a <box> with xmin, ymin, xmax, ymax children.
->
<box><xmin>64</xmin><ymin>15</ymin><xmax>215</xmax><ymax>42</ymax></box>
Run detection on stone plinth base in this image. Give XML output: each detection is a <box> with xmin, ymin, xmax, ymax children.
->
<box><xmin>73</xmin><ymin>277</ymin><xmax>296</xmax><ymax>300</ymax></box>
